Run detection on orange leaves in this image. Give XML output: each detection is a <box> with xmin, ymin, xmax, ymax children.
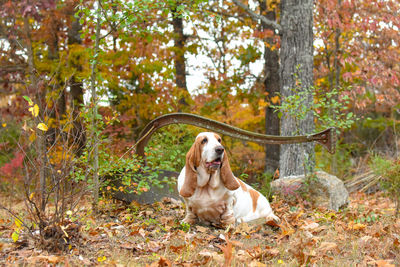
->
<box><xmin>149</xmin><ymin>256</ymin><xmax>172</xmax><ymax>267</ymax></box>
<box><xmin>216</xmin><ymin>236</ymin><xmax>235</xmax><ymax>267</ymax></box>
<box><xmin>348</xmin><ymin>222</ymin><xmax>367</xmax><ymax>231</ymax></box>
<box><xmin>270</xmin><ymin>95</ymin><xmax>280</xmax><ymax>105</ymax></box>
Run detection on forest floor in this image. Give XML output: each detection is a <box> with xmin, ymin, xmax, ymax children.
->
<box><xmin>0</xmin><ymin>191</ymin><xmax>399</xmax><ymax>266</ymax></box>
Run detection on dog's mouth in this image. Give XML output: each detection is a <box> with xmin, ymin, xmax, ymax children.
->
<box><xmin>205</xmin><ymin>157</ymin><xmax>222</xmax><ymax>169</ymax></box>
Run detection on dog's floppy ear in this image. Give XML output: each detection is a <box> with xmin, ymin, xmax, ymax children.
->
<box><xmin>179</xmin><ymin>138</ymin><xmax>201</xmax><ymax>197</ymax></box>
<box><xmin>220</xmin><ymin>152</ymin><xmax>240</xmax><ymax>191</ymax></box>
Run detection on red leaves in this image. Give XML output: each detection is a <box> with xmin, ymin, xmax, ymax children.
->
<box><xmin>0</xmin><ymin>151</ymin><xmax>24</xmax><ymax>176</ymax></box>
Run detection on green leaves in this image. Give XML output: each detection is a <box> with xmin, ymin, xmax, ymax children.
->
<box><xmin>23</xmin><ymin>96</ymin><xmax>34</xmax><ymax>106</ymax></box>
<box><xmin>271</xmin><ymin>85</ymin><xmax>358</xmax><ymax>134</ymax></box>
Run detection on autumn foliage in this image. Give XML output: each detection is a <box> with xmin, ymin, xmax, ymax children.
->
<box><xmin>0</xmin><ymin>0</ymin><xmax>399</xmax><ymax>265</ymax></box>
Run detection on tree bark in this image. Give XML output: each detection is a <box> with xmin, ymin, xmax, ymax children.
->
<box><xmin>171</xmin><ymin>6</ymin><xmax>189</xmax><ymax>109</ymax></box>
<box><xmin>331</xmin><ymin>0</ymin><xmax>342</xmax><ymax>175</ymax></box>
<box><xmin>90</xmin><ymin>0</ymin><xmax>101</xmax><ymax>209</ymax></box>
<box><xmin>68</xmin><ymin>8</ymin><xmax>86</xmax><ymax>155</ymax></box>
<box><xmin>279</xmin><ymin>0</ymin><xmax>315</xmax><ymax>178</ymax></box>
<box><xmin>259</xmin><ymin>3</ymin><xmax>280</xmax><ymax>174</ymax></box>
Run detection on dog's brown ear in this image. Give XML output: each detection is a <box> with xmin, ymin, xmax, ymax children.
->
<box><xmin>179</xmin><ymin>138</ymin><xmax>201</xmax><ymax>197</ymax></box>
<box><xmin>220</xmin><ymin>152</ymin><xmax>240</xmax><ymax>191</ymax></box>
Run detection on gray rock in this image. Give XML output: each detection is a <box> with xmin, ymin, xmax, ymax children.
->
<box><xmin>271</xmin><ymin>171</ymin><xmax>349</xmax><ymax>211</ymax></box>
<box><xmin>107</xmin><ymin>169</ymin><xmax>180</xmax><ymax>204</ymax></box>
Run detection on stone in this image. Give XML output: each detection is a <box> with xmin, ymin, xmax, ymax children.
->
<box><xmin>107</xmin><ymin>169</ymin><xmax>180</xmax><ymax>204</ymax></box>
<box><xmin>271</xmin><ymin>171</ymin><xmax>349</xmax><ymax>211</ymax></box>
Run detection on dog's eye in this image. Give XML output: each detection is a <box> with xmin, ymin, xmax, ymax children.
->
<box><xmin>218</xmin><ymin>138</ymin><xmax>221</xmax><ymax>143</ymax></box>
<box><xmin>201</xmin><ymin>137</ymin><xmax>208</xmax><ymax>144</ymax></box>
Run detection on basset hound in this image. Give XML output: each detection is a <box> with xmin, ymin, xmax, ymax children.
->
<box><xmin>177</xmin><ymin>132</ymin><xmax>280</xmax><ymax>227</ymax></box>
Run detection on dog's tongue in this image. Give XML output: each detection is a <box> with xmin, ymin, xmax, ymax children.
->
<box><xmin>206</xmin><ymin>159</ymin><xmax>221</xmax><ymax>168</ymax></box>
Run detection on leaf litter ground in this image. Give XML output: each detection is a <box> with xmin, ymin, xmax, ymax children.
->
<box><xmin>0</xmin><ymin>192</ymin><xmax>399</xmax><ymax>266</ymax></box>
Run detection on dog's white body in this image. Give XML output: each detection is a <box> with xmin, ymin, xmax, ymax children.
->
<box><xmin>177</xmin><ymin>132</ymin><xmax>279</xmax><ymax>226</ymax></box>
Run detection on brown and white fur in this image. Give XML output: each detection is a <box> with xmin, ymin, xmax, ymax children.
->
<box><xmin>177</xmin><ymin>132</ymin><xmax>279</xmax><ymax>227</ymax></box>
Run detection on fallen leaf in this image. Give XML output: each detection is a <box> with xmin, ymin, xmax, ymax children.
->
<box><xmin>149</xmin><ymin>256</ymin><xmax>171</xmax><ymax>267</ymax></box>
<box><xmin>169</xmin><ymin>244</ymin><xmax>185</xmax><ymax>253</ymax></box>
<box><xmin>199</xmin><ymin>249</ymin><xmax>214</xmax><ymax>258</ymax></box>
<box><xmin>120</xmin><ymin>242</ymin><xmax>136</xmax><ymax>250</ymax></box>
<box><xmin>199</xmin><ymin>249</ymin><xmax>224</xmax><ymax>265</ymax></box>
<box><xmin>147</xmin><ymin>240</ymin><xmax>162</xmax><ymax>252</ymax></box>
<box><xmin>195</xmin><ymin>225</ymin><xmax>209</xmax><ymax>233</ymax></box>
<box><xmin>367</xmin><ymin>259</ymin><xmax>395</xmax><ymax>267</ymax></box>
<box><xmin>216</xmin><ymin>237</ymin><xmax>234</xmax><ymax>267</ymax></box>
<box><xmin>359</xmin><ymin>235</ymin><xmax>373</xmax><ymax>246</ymax></box>
<box><xmin>318</xmin><ymin>242</ymin><xmax>338</xmax><ymax>253</ymax></box>
<box><xmin>249</xmin><ymin>260</ymin><xmax>267</xmax><ymax>267</ymax></box>
<box><xmin>160</xmin><ymin>216</ymin><xmax>174</xmax><ymax>226</ymax></box>
<box><xmin>350</xmin><ymin>223</ymin><xmax>367</xmax><ymax>230</ymax></box>
<box><xmin>302</xmin><ymin>222</ymin><xmax>320</xmax><ymax>231</ymax></box>
<box><xmin>97</xmin><ymin>256</ymin><xmax>106</xmax><ymax>262</ymax></box>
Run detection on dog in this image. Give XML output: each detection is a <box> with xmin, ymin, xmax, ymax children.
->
<box><xmin>177</xmin><ymin>132</ymin><xmax>279</xmax><ymax>227</ymax></box>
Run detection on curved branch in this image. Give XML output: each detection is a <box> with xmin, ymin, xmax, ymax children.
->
<box><xmin>135</xmin><ymin>113</ymin><xmax>336</xmax><ymax>160</ymax></box>
<box><xmin>231</xmin><ymin>0</ymin><xmax>282</xmax><ymax>33</ymax></box>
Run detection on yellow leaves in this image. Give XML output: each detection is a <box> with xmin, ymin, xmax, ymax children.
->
<box><xmin>315</xmin><ymin>77</ymin><xmax>325</xmax><ymax>87</ymax></box>
<box><xmin>97</xmin><ymin>256</ymin><xmax>107</xmax><ymax>262</ymax></box>
<box><xmin>267</xmin><ymin>0</ymin><xmax>279</xmax><ymax>11</ymax></box>
<box><xmin>29</xmin><ymin>104</ymin><xmax>39</xmax><ymax>117</ymax></box>
<box><xmin>15</xmin><ymin>218</ymin><xmax>22</xmax><ymax>228</ymax></box>
<box><xmin>48</xmin><ymin>146</ymin><xmax>74</xmax><ymax>166</ymax></box>
<box><xmin>23</xmin><ymin>95</ymin><xmax>48</xmax><ymax>133</ymax></box>
<box><xmin>11</xmin><ymin>231</ymin><xmax>19</xmax><ymax>243</ymax></box>
<box><xmin>12</xmin><ymin>219</ymin><xmax>23</xmax><ymax>242</ymax></box>
<box><xmin>37</xmin><ymin>123</ymin><xmax>48</xmax><ymax>132</ymax></box>
<box><xmin>258</xmin><ymin>99</ymin><xmax>268</xmax><ymax>108</ymax></box>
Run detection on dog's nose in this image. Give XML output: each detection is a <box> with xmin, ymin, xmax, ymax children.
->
<box><xmin>215</xmin><ymin>146</ymin><xmax>224</xmax><ymax>155</ymax></box>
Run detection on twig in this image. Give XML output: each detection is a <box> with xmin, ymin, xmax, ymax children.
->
<box><xmin>231</xmin><ymin>0</ymin><xmax>282</xmax><ymax>33</ymax></box>
<box><xmin>118</xmin><ymin>124</ymin><xmax>155</xmax><ymax>160</ymax></box>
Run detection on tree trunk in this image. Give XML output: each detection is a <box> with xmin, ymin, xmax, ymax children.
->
<box><xmin>279</xmin><ymin>0</ymin><xmax>315</xmax><ymax>178</ymax></box>
<box><xmin>331</xmin><ymin>0</ymin><xmax>342</xmax><ymax>175</ymax></box>
<box><xmin>68</xmin><ymin>9</ymin><xmax>86</xmax><ymax>155</ymax></box>
<box><xmin>171</xmin><ymin>6</ymin><xmax>189</xmax><ymax>109</ymax></box>
<box><xmin>47</xmin><ymin>18</ymin><xmax>67</xmax><ymax>147</ymax></box>
<box><xmin>90</xmin><ymin>0</ymin><xmax>101</xmax><ymax>210</ymax></box>
<box><xmin>260</xmin><ymin>3</ymin><xmax>280</xmax><ymax>174</ymax></box>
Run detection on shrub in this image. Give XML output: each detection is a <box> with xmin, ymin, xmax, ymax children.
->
<box><xmin>371</xmin><ymin>155</ymin><xmax>400</xmax><ymax>216</ymax></box>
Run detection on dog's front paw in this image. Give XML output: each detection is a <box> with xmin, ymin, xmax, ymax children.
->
<box><xmin>182</xmin><ymin>215</ymin><xmax>197</xmax><ymax>225</ymax></box>
<box><xmin>219</xmin><ymin>214</ymin><xmax>235</xmax><ymax>228</ymax></box>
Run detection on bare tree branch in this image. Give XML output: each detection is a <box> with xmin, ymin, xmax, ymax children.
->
<box><xmin>231</xmin><ymin>0</ymin><xmax>282</xmax><ymax>33</ymax></box>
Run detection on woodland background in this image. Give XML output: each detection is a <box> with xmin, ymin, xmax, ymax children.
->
<box><xmin>0</xmin><ymin>0</ymin><xmax>400</xmax><ymax>266</ymax></box>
